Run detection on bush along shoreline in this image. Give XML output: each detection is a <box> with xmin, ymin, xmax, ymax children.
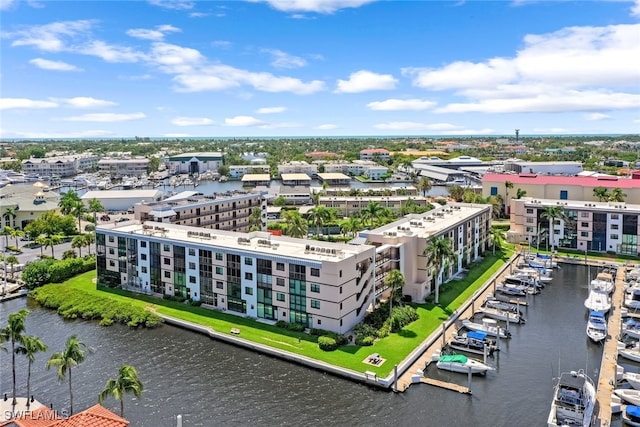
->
<box><xmin>29</xmin><ymin>284</ymin><xmax>162</xmax><ymax>328</ymax></box>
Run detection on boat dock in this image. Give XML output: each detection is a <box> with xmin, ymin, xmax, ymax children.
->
<box><xmin>418</xmin><ymin>377</ymin><xmax>470</xmax><ymax>394</ymax></box>
<box><xmin>595</xmin><ymin>264</ymin><xmax>628</xmax><ymax>426</ymax></box>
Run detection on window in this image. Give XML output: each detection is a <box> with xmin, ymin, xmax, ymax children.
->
<box><xmin>188</xmin><ymin>248</ymin><xmax>195</xmax><ymax>256</ymax></box>
<box><xmin>612</xmin><ymin>214</ymin><xmax>620</xmax><ymax>220</ymax></box>
<box><xmin>164</xmin><ymin>258</ymin><xmax>170</xmax><ymax>265</ymax></box>
<box><xmin>276</xmin><ymin>262</ymin><xmax>285</xmax><ymax>271</ymax></box>
<box><xmin>109</xmin><ymin>260</ymin><xmax>115</xmax><ymax>267</ymax></box>
<box><xmin>581</xmin><ymin>212</ymin><xmax>589</xmax><ymax>218</ymax></box>
<box><xmin>611</xmin><ymin>234</ymin><xmax>619</xmax><ymax>240</ymax></box>
<box><xmin>245</xmin><ymin>272</ymin><xmax>253</xmax><ymax>280</ymax></box>
<box><xmin>109</xmin><ymin>248</ymin><xmax>115</xmax><ymax>255</ymax></box>
<box><xmin>581</xmin><ymin>231</ymin><xmax>589</xmax><ymax>237</ymax></box>
<box><xmin>276</xmin><ymin>278</ymin><xmax>285</xmax><ymax>286</ymax></box>
<box><xmin>141</xmin><ymin>253</ymin><xmax>147</xmax><ymax>261</ymax></box>
<box><xmin>490</xmin><ymin>186</ymin><xmax>498</xmax><ymax>196</ymax></box>
<box><xmin>560</xmin><ymin>190</ymin><xmax>568</xmax><ymax>200</ymax></box>
<box><xmin>317</xmin><ymin>319</ymin><xmax>322</xmax><ymax>325</ymax></box>
<box><xmin>339</xmin><ymin>270</ymin><xmax>342</xmax><ymax>278</ymax></box>
<box><xmin>108</xmin><ymin>236</ymin><xmax>114</xmax><ymax>242</ymax></box>
<box><xmin>244</xmin><ymin>258</ymin><xmax>253</xmax><ymax>266</ymax></box>
<box><xmin>581</xmin><ymin>222</ymin><xmax>589</xmax><ymax>228</ymax></box>
<box><xmin>141</xmin><ymin>266</ymin><xmax>147</xmax><ymax>273</ymax></box>
<box><xmin>245</xmin><ymin>287</ymin><xmax>253</xmax><ymax>295</ymax></box>
<box><xmin>164</xmin><ymin>271</ymin><xmax>170</xmax><ymax>278</ymax></box>
<box><xmin>310</xmin><ymin>283</ymin><xmax>320</xmax><ymax>293</ymax></box>
<box><xmin>526</xmin><ymin>218</ymin><xmax>534</xmax><ymax>224</ymax></box>
<box><xmin>216</xmin><ymin>281</ymin><xmax>224</xmax><ymax>289</ymax></box>
<box><xmin>189</xmin><ymin>276</ymin><xmax>196</xmax><ymax>284</ymax></box>
<box><xmin>311</xmin><ymin>300</ymin><xmax>320</xmax><ymax>309</ymax></box>
<box><xmin>216</xmin><ymin>266</ymin><xmax>223</xmax><ymax>275</ymax></box>
<box><xmin>163</xmin><ymin>244</ymin><xmax>170</xmax><ymax>252</ymax></box>
<box><xmin>188</xmin><ymin>262</ymin><xmax>196</xmax><ymax>269</ymax></box>
<box><xmin>526</xmin><ymin>208</ymin><xmax>534</xmax><ymax>214</ymax></box>
<box><xmin>310</xmin><ymin>268</ymin><xmax>320</xmax><ymax>277</ymax></box>
<box><xmin>141</xmin><ymin>241</ymin><xmax>147</xmax><ymax>248</ymax></box>
<box><xmin>526</xmin><ymin>226</ymin><xmax>534</xmax><ymax>233</ymax></box>
<box><xmin>611</xmin><ymin>224</ymin><xmax>619</xmax><ymax>230</ymax></box>
<box><xmin>215</xmin><ymin>252</ymin><xmax>223</xmax><ymax>261</ymax></box>
<box><xmin>276</xmin><ymin>293</ymin><xmax>285</xmax><ymax>301</ymax></box>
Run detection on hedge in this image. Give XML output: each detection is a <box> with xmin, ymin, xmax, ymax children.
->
<box><xmin>318</xmin><ymin>336</ymin><xmax>338</xmax><ymax>351</ymax></box>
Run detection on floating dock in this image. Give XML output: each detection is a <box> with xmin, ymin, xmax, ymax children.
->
<box><xmin>418</xmin><ymin>377</ymin><xmax>470</xmax><ymax>394</ymax></box>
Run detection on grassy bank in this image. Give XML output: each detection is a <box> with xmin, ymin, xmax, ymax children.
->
<box><xmin>30</xmin><ymin>250</ymin><xmax>511</xmax><ymax>377</ymax></box>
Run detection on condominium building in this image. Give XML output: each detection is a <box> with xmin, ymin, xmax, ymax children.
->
<box><xmin>509</xmin><ymin>197</ymin><xmax>640</xmax><ymax>256</ymax></box>
<box><xmin>360</xmin><ymin>203</ymin><xmax>492</xmax><ymax>302</ymax></box>
<box><xmin>229</xmin><ymin>165</ymin><xmax>270</xmax><ymax>179</ymax></box>
<box><xmin>96</xmin><ymin>223</ymin><xmax>376</xmax><ymax>334</ymax></box>
<box><xmin>319</xmin><ymin>195</ymin><xmax>431</xmax><ymax>218</ymax></box>
<box><xmin>168</xmin><ymin>152</ymin><xmax>224</xmax><ymax>175</ymax></box>
<box><xmin>277</xmin><ymin>161</ymin><xmax>318</xmax><ymax>177</ymax></box>
<box><xmin>98</xmin><ymin>158</ymin><xmax>150</xmax><ymax>178</ymax></box>
<box><xmin>321</xmin><ymin>160</ymin><xmax>382</xmax><ymax>176</ymax></box>
<box><xmin>359</xmin><ymin>148</ymin><xmax>390</xmax><ymax>162</ymax></box>
<box><xmin>134</xmin><ymin>191</ymin><xmax>268</xmax><ymax>232</ymax></box>
<box><xmin>22</xmin><ymin>155</ymin><xmax>100</xmax><ymax>177</ymax></box>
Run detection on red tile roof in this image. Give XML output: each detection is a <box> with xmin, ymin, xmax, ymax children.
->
<box><xmin>360</xmin><ymin>149</ymin><xmax>389</xmax><ymax>154</ymax></box>
<box><xmin>1</xmin><ymin>405</ymin><xmax>128</xmax><ymax>427</ymax></box>
<box><xmin>0</xmin><ymin>407</ymin><xmax>62</xmax><ymax>427</ymax></box>
<box><xmin>483</xmin><ymin>173</ymin><xmax>640</xmax><ymax>188</ymax></box>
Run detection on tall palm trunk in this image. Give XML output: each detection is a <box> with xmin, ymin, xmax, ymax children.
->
<box><xmin>26</xmin><ymin>360</ymin><xmax>32</xmax><ymax>408</ymax></box>
<box><xmin>434</xmin><ymin>262</ymin><xmax>440</xmax><ymax>305</ymax></box>
<box><xmin>120</xmin><ymin>399</ymin><xmax>124</xmax><ymax>417</ymax></box>
<box><xmin>68</xmin><ymin>368</ymin><xmax>73</xmax><ymax>415</ymax></box>
<box><xmin>11</xmin><ymin>338</ymin><xmax>17</xmax><ymax>406</ymax></box>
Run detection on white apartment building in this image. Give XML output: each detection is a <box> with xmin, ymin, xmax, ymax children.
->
<box><xmin>96</xmin><ymin>223</ymin><xmax>376</xmax><ymax>334</ymax></box>
<box><xmin>322</xmin><ymin>160</ymin><xmax>381</xmax><ymax>176</ymax></box>
<box><xmin>360</xmin><ymin>149</ymin><xmax>391</xmax><ymax>162</ymax></box>
<box><xmin>229</xmin><ymin>165</ymin><xmax>270</xmax><ymax>179</ymax></box>
<box><xmin>277</xmin><ymin>161</ymin><xmax>318</xmax><ymax>178</ymax></box>
<box><xmin>22</xmin><ymin>155</ymin><xmax>100</xmax><ymax>177</ymax></box>
<box><xmin>98</xmin><ymin>158</ymin><xmax>150</xmax><ymax>178</ymax></box>
<box><xmin>168</xmin><ymin>152</ymin><xmax>224</xmax><ymax>175</ymax></box>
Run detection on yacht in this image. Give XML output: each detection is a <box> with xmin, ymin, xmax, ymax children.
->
<box><xmin>547</xmin><ymin>370</ymin><xmax>596</xmax><ymax>427</ymax></box>
<box><xmin>585</xmin><ymin>311</ymin><xmax>607</xmax><ymax>343</ymax></box>
<box><xmin>584</xmin><ymin>289</ymin><xmax>611</xmax><ymax>314</ymax></box>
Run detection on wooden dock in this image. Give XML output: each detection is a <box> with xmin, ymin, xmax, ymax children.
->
<box><xmin>595</xmin><ymin>265</ymin><xmax>628</xmax><ymax>426</ymax></box>
<box><xmin>418</xmin><ymin>377</ymin><xmax>471</xmax><ymax>394</ymax></box>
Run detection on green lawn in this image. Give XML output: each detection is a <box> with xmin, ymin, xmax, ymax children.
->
<box><xmin>41</xmin><ymin>251</ymin><xmax>511</xmax><ymax>378</ymax></box>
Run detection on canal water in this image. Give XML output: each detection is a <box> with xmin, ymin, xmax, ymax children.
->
<box><xmin>1</xmin><ymin>264</ymin><xmax>614</xmax><ymax>426</ymax></box>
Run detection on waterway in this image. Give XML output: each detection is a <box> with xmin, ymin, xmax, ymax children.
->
<box><xmin>1</xmin><ymin>264</ymin><xmax>619</xmax><ymax>426</ymax></box>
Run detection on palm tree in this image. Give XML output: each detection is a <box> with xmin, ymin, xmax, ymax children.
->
<box><xmin>384</xmin><ymin>269</ymin><xmax>405</xmax><ymax>318</ymax></box>
<box><xmin>6</xmin><ymin>255</ymin><xmax>18</xmax><ymax>279</ymax></box>
<box><xmin>88</xmin><ymin>198</ymin><xmax>105</xmax><ymax>224</ymax></box>
<box><xmin>360</xmin><ymin>201</ymin><xmax>383</xmax><ymax>227</ymax></box>
<box><xmin>16</xmin><ymin>335</ymin><xmax>47</xmax><ymax>408</ymax></box>
<box><xmin>0</xmin><ymin>308</ymin><xmax>30</xmax><ymax>406</ymax></box>
<box><xmin>488</xmin><ymin>195</ymin><xmax>503</xmax><ymax>220</ymax></box>
<box><xmin>307</xmin><ymin>206</ymin><xmax>331</xmax><ymax>237</ymax></box>
<box><xmin>43</xmin><ymin>234</ymin><xmax>63</xmax><ymax>258</ymax></box>
<box><xmin>504</xmin><ymin>180</ymin><xmax>514</xmax><ymax>215</ymax></box>
<box><xmin>1</xmin><ymin>226</ymin><xmax>13</xmax><ymax>248</ymax></box>
<box><xmin>310</xmin><ymin>191</ymin><xmax>320</xmax><ymax>207</ymax></box>
<box><xmin>423</xmin><ymin>237</ymin><xmax>456</xmax><ymax>305</ymax></box>
<box><xmin>283</xmin><ymin>211</ymin><xmax>307</xmax><ymax>239</ymax></box>
<box><xmin>3</xmin><ymin>206</ymin><xmax>18</xmax><ymax>229</ymax></box>
<box><xmin>85</xmin><ymin>233</ymin><xmax>95</xmax><ymax>256</ymax></box>
<box><xmin>98</xmin><ymin>364</ymin><xmax>144</xmax><ymax>417</ymax></box>
<box><xmin>58</xmin><ymin>190</ymin><xmax>81</xmax><ymax>216</ymax></box>
<box><xmin>609</xmin><ymin>187</ymin><xmax>626</xmax><ymax>202</ymax></box>
<box><xmin>35</xmin><ymin>234</ymin><xmax>47</xmax><ymax>258</ymax></box>
<box><xmin>46</xmin><ymin>335</ymin><xmax>92</xmax><ymax>415</ymax></box>
<box><xmin>71</xmin><ymin>235</ymin><xmax>86</xmax><ymax>257</ymax></box>
<box><xmin>593</xmin><ymin>186</ymin><xmax>609</xmax><ymax>202</ymax></box>
<box><xmin>249</xmin><ymin>207</ymin><xmax>263</xmax><ymax>231</ymax></box>
<box><xmin>540</xmin><ymin>206</ymin><xmax>565</xmax><ymax>252</ymax></box>
<box><xmin>71</xmin><ymin>201</ymin><xmax>87</xmax><ymax>232</ymax></box>
<box><xmin>490</xmin><ymin>228</ymin><xmax>502</xmax><ymax>254</ymax></box>
<box><xmin>515</xmin><ymin>188</ymin><xmax>527</xmax><ymax>199</ymax></box>
<box><xmin>416</xmin><ymin>177</ymin><xmax>432</xmax><ymax>197</ymax></box>
<box><xmin>447</xmin><ymin>185</ymin><xmax>465</xmax><ymax>202</ymax></box>
<box><xmin>341</xmin><ymin>216</ymin><xmax>361</xmax><ymax>237</ymax></box>
<box><xmin>10</xmin><ymin>228</ymin><xmax>25</xmax><ymax>249</ymax></box>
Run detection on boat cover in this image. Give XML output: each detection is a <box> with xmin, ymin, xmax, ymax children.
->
<box><xmin>628</xmin><ymin>406</ymin><xmax>640</xmax><ymax>418</ymax></box>
<box><xmin>467</xmin><ymin>331</ymin><xmax>488</xmax><ymax>341</ymax></box>
<box><xmin>589</xmin><ymin>311</ymin><xmax>606</xmax><ymax>319</ymax></box>
<box><xmin>440</xmin><ymin>354</ymin><xmax>468</xmax><ymax>364</ymax></box>
<box><xmin>536</xmin><ymin>253</ymin><xmax>551</xmax><ymax>259</ymax></box>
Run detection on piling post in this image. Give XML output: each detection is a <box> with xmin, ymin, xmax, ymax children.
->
<box><xmin>177</xmin><ymin>415</ymin><xmax>183</xmax><ymax>427</ymax></box>
<box><xmin>506</xmin><ymin>313</ymin><xmax>510</xmax><ymax>331</ymax></box>
<box><xmin>393</xmin><ymin>364</ymin><xmax>398</xmax><ymax>392</ymax></box>
<box><xmin>467</xmin><ymin>366</ymin><xmax>472</xmax><ymax>393</ymax></box>
<box><xmin>483</xmin><ymin>342</ymin><xmax>487</xmax><ymax>364</ymax></box>
<box><xmin>441</xmin><ymin>323</ymin><xmax>446</xmax><ymax>348</ymax></box>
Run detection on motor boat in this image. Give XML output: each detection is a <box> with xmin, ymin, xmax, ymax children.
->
<box><xmin>495</xmin><ymin>284</ymin><xmax>527</xmax><ymax>297</ymax></box>
<box><xmin>626</xmin><ymin>289</ymin><xmax>640</xmax><ymax>310</ymax></box>
<box><xmin>624</xmin><ymin>405</ymin><xmax>640</xmax><ymax>427</ymax></box>
<box><xmin>584</xmin><ymin>289</ymin><xmax>611</xmax><ymax>314</ymax></box>
<box><xmin>434</xmin><ymin>353</ymin><xmax>494</xmax><ymax>375</ymax></box>
<box><xmin>618</xmin><ymin>341</ymin><xmax>640</xmax><ymax>363</ymax></box>
<box><xmin>615</xmin><ymin>388</ymin><xmax>640</xmax><ymax>406</ymax></box>
<box><xmin>547</xmin><ymin>370</ymin><xmax>596</xmax><ymax>427</ymax></box>
<box><xmin>623</xmin><ymin>318</ymin><xmax>640</xmax><ymax>340</ymax></box>
<box><xmin>503</xmin><ymin>274</ymin><xmax>542</xmax><ymax>289</ymax></box>
<box><xmin>585</xmin><ymin>311</ymin><xmax>607</xmax><ymax>343</ymax></box>
<box><xmin>514</xmin><ymin>267</ymin><xmax>553</xmax><ymax>283</ymax></box>
<box><xmin>475</xmin><ymin>305</ymin><xmax>525</xmax><ymax>324</ymax></box>
<box><xmin>590</xmin><ymin>272</ymin><xmax>614</xmax><ymax>294</ymax></box>
<box><xmin>624</xmin><ymin>372</ymin><xmax>640</xmax><ymax>390</ymax></box>
<box><xmin>448</xmin><ymin>331</ymin><xmax>498</xmax><ymax>356</ymax></box>
<box><xmin>484</xmin><ymin>296</ymin><xmax>525</xmax><ymax>315</ymax></box>
<box><xmin>461</xmin><ymin>318</ymin><xmax>511</xmax><ymax>339</ymax></box>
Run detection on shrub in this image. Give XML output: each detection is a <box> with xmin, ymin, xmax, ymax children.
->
<box><xmin>22</xmin><ymin>259</ymin><xmax>55</xmax><ymax>289</ymax></box>
<box><xmin>84</xmin><ymin>224</ymin><xmax>96</xmax><ymax>232</ymax></box>
<box><xmin>62</xmin><ymin>250</ymin><xmax>77</xmax><ymax>260</ymax></box>
<box><xmin>355</xmin><ymin>335</ymin><xmax>375</xmax><ymax>346</ymax></box>
<box><xmin>318</xmin><ymin>335</ymin><xmax>338</xmax><ymax>351</ymax></box>
<box><xmin>275</xmin><ymin>320</ymin><xmax>305</xmax><ymax>332</ymax></box>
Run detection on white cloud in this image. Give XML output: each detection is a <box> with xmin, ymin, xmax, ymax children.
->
<box><xmin>0</xmin><ymin>98</ymin><xmax>58</xmax><ymax>110</ymax></box>
<box><xmin>532</xmin><ymin>127</ymin><xmax>573</xmax><ymax>134</ymax></box>
<box><xmin>126</xmin><ymin>25</ymin><xmax>181</xmax><ymax>41</ymax></box>
<box><xmin>262</xmin><ymin>49</ymin><xmax>307</xmax><ymax>68</ymax></box>
<box><xmin>256</xmin><ymin>106</ymin><xmax>287</xmax><ymax>114</ymax></box>
<box><xmin>148</xmin><ymin>0</ymin><xmax>194</xmax><ymax>10</ymax></box>
<box><xmin>61</xmin><ymin>112</ymin><xmax>146</xmax><ymax>122</ymax></box>
<box><xmin>631</xmin><ymin>0</ymin><xmax>640</xmax><ymax>17</ymax></box>
<box><xmin>7</xmin><ymin>20</ymin><xmax>94</xmax><ymax>52</ymax></box>
<box><xmin>212</xmin><ymin>40</ymin><xmax>232</xmax><ymax>49</ymax></box>
<box><xmin>335</xmin><ymin>70</ymin><xmax>397</xmax><ymax>93</ymax></box>
<box><xmin>405</xmin><ymin>23</ymin><xmax>640</xmax><ymax>115</ymax></box>
<box><xmin>0</xmin><ymin>0</ymin><xmax>15</xmax><ymax>10</ymax></box>
<box><xmin>314</xmin><ymin>124</ymin><xmax>338</xmax><ymax>130</ymax></box>
<box><xmin>374</xmin><ymin>122</ymin><xmax>460</xmax><ymax>131</ymax></box>
<box><xmin>366</xmin><ymin>98</ymin><xmax>436</xmax><ymax>111</ymax></box>
<box><xmin>171</xmin><ymin>117</ymin><xmax>215</xmax><ymax>126</ymax></box>
<box><xmin>253</xmin><ymin>0</ymin><xmax>375</xmax><ymax>14</ymax></box>
<box><xmin>29</xmin><ymin>58</ymin><xmax>82</xmax><ymax>71</ymax></box>
<box><xmin>56</xmin><ymin>97</ymin><xmax>117</xmax><ymax>108</ymax></box>
<box><xmin>585</xmin><ymin>113</ymin><xmax>612</xmax><ymax>121</ymax></box>
<box><xmin>149</xmin><ymin>42</ymin><xmax>204</xmax><ymax>74</ymax></box>
<box><xmin>224</xmin><ymin>116</ymin><xmax>265</xmax><ymax>127</ymax></box>
<box><xmin>79</xmin><ymin>40</ymin><xmax>147</xmax><ymax>63</ymax></box>
<box><xmin>189</xmin><ymin>12</ymin><xmax>209</xmax><ymax>18</ymax></box>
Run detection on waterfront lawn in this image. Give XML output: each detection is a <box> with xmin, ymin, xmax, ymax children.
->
<box><xmin>51</xmin><ymin>252</ymin><xmax>510</xmax><ymax>378</ymax></box>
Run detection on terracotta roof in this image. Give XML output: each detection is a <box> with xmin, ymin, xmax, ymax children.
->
<box><xmin>483</xmin><ymin>173</ymin><xmax>640</xmax><ymax>188</ymax></box>
<box><xmin>0</xmin><ymin>407</ymin><xmax>62</xmax><ymax>427</ymax></box>
<box><xmin>53</xmin><ymin>405</ymin><xmax>128</xmax><ymax>427</ymax></box>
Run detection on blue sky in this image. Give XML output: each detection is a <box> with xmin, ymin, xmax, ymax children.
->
<box><xmin>1</xmin><ymin>0</ymin><xmax>639</xmax><ymax>138</ymax></box>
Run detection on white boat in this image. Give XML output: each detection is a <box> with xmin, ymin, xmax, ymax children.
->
<box><xmin>591</xmin><ymin>272</ymin><xmax>614</xmax><ymax>294</ymax></box>
<box><xmin>584</xmin><ymin>289</ymin><xmax>611</xmax><ymax>314</ymax></box>
<box><xmin>624</xmin><ymin>405</ymin><xmax>640</xmax><ymax>427</ymax></box>
<box><xmin>504</xmin><ymin>274</ymin><xmax>543</xmax><ymax>289</ymax></box>
<box><xmin>623</xmin><ymin>372</ymin><xmax>640</xmax><ymax>390</ymax></box>
<box><xmin>461</xmin><ymin>318</ymin><xmax>511</xmax><ymax>339</ymax></box>
<box><xmin>515</xmin><ymin>267</ymin><xmax>553</xmax><ymax>283</ymax></box>
<box><xmin>618</xmin><ymin>341</ymin><xmax>640</xmax><ymax>363</ymax></box>
<box><xmin>626</xmin><ymin>289</ymin><xmax>640</xmax><ymax>310</ymax></box>
<box><xmin>623</xmin><ymin>319</ymin><xmax>640</xmax><ymax>340</ymax></box>
<box><xmin>495</xmin><ymin>284</ymin><xmax>527</xmax><ymax>297</ymax></box>
<box><xmin>585</xmin><ymin>311</ymin><xmax>607</xmax><ymax>343</ymax></box>
<box><xmin>615</xmin><ymin>388</ymin><xmax>640</xmax><ymax>406</ymax></box>
<box><xmin>547</xmin><ymin>370</ymin><xmax>596</xmax><ymax>427</ymax></box>
<box><xmin>448</xmin><ymin>331</ymin><xmax>498</xmax><ymax>356</ymax></box>
<box><xmin>434</xmin><ymin>353</ymin><xmax>494</xmax><ymax>375</ymax></box>
<box><xmin>475</xmin><ymin>305</ymin><xmax>525</xmax><ymax>324</ymax></box>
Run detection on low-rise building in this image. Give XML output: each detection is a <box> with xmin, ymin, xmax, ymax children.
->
<box><xmin>364</xmin><ymin>166</ymin><xmax>389</xmax><ymax>180</ymax></box>
<box><xmin>98</xmin><ymin>158</ymin><xmax>149</xmax><ymax>178</ymax></box>
<box><xmin>96</xmin><ymin>223</ymin><xmax>376</xmax><ymax>334</ymax></box>
<box><xmin>0</xmin><ymin>184</ymin><xmax>60</xmax><ymax>229</ymax></box>
<box><xmin>503</xmin><ymin>160</ymin><xmax>583</xmax><ymax>175</ymax></box>
<box><xmin>281</xmin><ymin>173</ymin><xmax>312</xmax><ymax>186</ymax></box>
<box><xmin>81</xmin><ymin>189</ymin><xmax>162</xmax><ymax>212</ymax></box>
<box><xmin>134</xmin><ymin>191</ymin><xmax>267</xmax><ymax>232</ymax></box>
<box><xmin>319</xmin><ymin>195</ymin><xmax>431</xmax><ymax>218</ymax></box>
<box><xmin>321</xmin><ymin>160</ymin><xmax>379</xmax><ymax>176</ymax></box>
<box><xmin>168</xmin><ymin>152</ymin><xmax>224</xmax><ymax>175</ymax></box>
<box><xmin>22</xmin><ymin>154</ymin><xmax>100</xmax><ymax>178</ymax></box>
<box><xmin>277</xmin><ymin>161</ymin><xmax>318</xmax><ymax>177</ymax></box>
<box><xmin>229</xmin><ymin>165</ymin><xmax>270</xmax><ymax>179</ymax></box>
<box><xmin>241</xmin><ymin>174</ymin><xmax>271</xmax><ymax>187</ymax></box>
<box><xmin>360</xmin><ymin>148</ymin><xmax>390</xmax><ymax>162</ymax></box>
<box><xmin>317</xmin><ymin>173</ymin><xmax>351</xmax><ymax>186</ymax></box>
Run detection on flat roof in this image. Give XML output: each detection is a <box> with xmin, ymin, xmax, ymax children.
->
<box><xmin>520</xmin><ymin>197</ymin><xmax>640</xmax><ymax>211</ymax></box>
<box><xmin>281</xmin><ymin>173</ymin><xmax>312</xmax><ymax>180</ymax></box>
<box><xmin>99</xmin><ymin>222</ymin><xmax>374</xmax><ymax>263</ymax></box>
<box><xmin>81</xmin><ymin>190</ymin><xmax>162</xmax><ymax>199</ymax></box>
<box><xmin>318</xmin><ymin>172</ymin><xmax>351</xmax><ymax>180</ymax></box>
<box><xmin>241</xmin><ymin>174</ymin><xmax>271</xmax><ymax>181</ymax></box>
<box><xmin>483</xmin><ymin>173</ymin><xmax>640</xmax><ymax>189</ymax></box>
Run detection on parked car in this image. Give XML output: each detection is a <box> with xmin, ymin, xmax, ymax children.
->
<box><xmin>100</xmin><ymin>215</ymin><xmax>111</xmax><ymax>221</ymax></box>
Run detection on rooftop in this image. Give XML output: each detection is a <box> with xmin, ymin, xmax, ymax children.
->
<box><xmin>317</xmin><ymin>173</ymin><xmax>351</xmax><ymax>180</ymax></box>
<box><xmin>360</xmin><ymin>148</ymin><xmax>390</xmax><ymax>154</ymax></box>
<box><xmin>280</xmin><ymin>173</ymin><xmax>312</xmax><ymax>181</ymax></box>
<box><xmin>519</xmin><ymin>197</ymin><xmax>640</xmax><ymax>211</ymax></box>
<box><xmin>483</xmin><ymin>172</ymin><xmax>640</xmax><ymax>188</ymax></box>
<box><xmin>241</xmin><ymin>174</ymin><xmax>271</xmax><ymax>182</ymax></box>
